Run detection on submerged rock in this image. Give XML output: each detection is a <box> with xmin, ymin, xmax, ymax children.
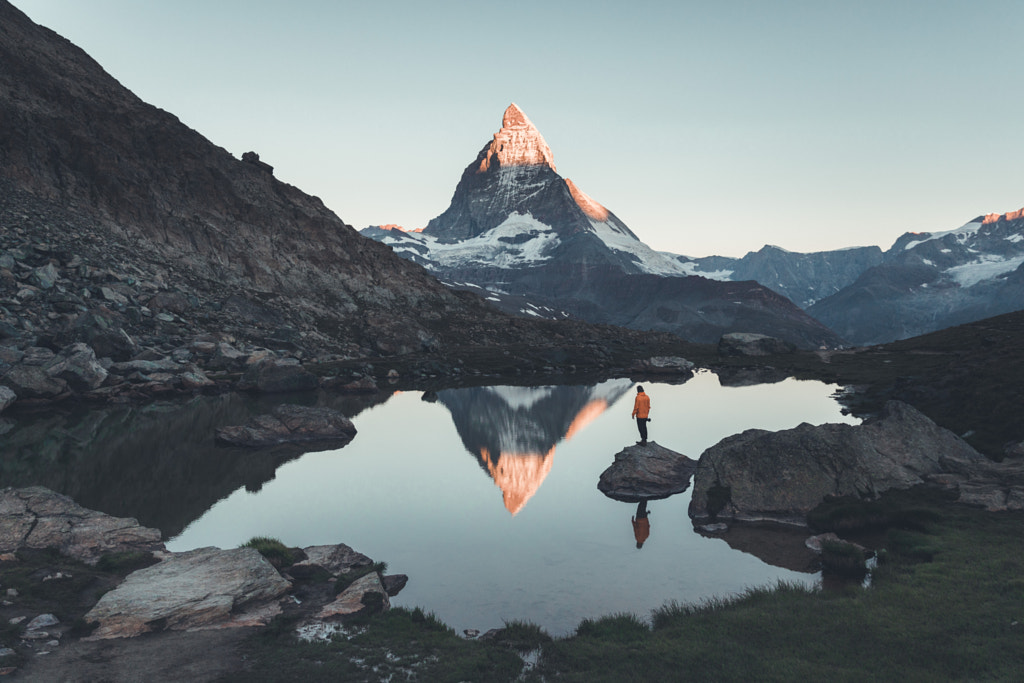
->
<box><xmin>597</xmin><ymin>442</ymin><xmax>698</xmax><ymax>502</ymax></box>
<box><xmin>689</xmin><ymin>401</ymin><xmax>986</xmax><ymax>525</ymax></box>
<box><xmin>85</xmin><ymin>546</ymin><xmax>291</xmax><ymax>638</ymax></box>
<box><xmin>215</xmin><ymin>404</ymin><xmax>356</xmax><ymax>448</ymax></box>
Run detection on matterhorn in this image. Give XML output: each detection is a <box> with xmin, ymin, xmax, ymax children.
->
<box><xmin>363</xmin><ymin>104</ymin><xmax>842</xmax><ymax>348</ymax></box>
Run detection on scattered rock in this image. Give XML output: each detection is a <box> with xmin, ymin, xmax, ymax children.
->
<box><xmin>26</xmin><ymin>613</ymin><xmax>60</xmax><ymax>631</ymax></box>
<box><xmin>0</xmin><ymin>486</ymin><xmax>164</xmax><ymax>564</ymax></box>
<box><xmin>0</xmin><ymin>385</ymin><xmax>15</xmax><ymax>412</ymax></box>
<box><xmin>718</xmin><ymin>332</ymin><xmax>797</xmax><ymax>357</ymax></box>
<box><xmin>1</xmin><ymin>365</ymin><xmax>68</xmax><ymax>399</ymax></box>
<box><xmin>84</xmin><ymin>547</ymin><xmax>291</xmax><ymax>638</ymax></box>
<box><xmin>689</xmin><ymin>401</ymin><xmax>986</xmax><ymax>525</ymax></box>
<box><xmin>215</xmin><ymin>404</ymin><xmax>357</xmax><ymax>448</ymax></box>
<box><xmin>597</xmin><ymin>442</ymin><xmax>698</xmax><ymax>502</ymax></box>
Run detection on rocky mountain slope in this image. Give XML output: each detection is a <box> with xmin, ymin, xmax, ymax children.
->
<box><xmin>362</xmin><ymin>105</ymin><xmax>842</xmax><ymax>349</ymax></box>
<box><xmin>0</xmin><ymin>0</ymin><xmax>682</xmax><ymax>407</ymax></box>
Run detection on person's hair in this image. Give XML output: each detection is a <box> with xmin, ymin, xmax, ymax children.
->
<box><xmin>637</xmin><ymin>385</ymin><xmax>644</xmax><ymax>392</ymax></box>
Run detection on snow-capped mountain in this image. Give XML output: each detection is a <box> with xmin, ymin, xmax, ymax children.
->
<box><xmin>363</xmin><ymin>104</ymin><xmax>843</xmax><ymax>349</ymax></box>
<box><xmin>808</xmin><ymin>208</ymin><xmax>1024</xmax><ymax>345</ymax></box>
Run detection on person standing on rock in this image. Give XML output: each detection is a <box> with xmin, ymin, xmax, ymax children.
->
<box><xmin>631</xmin><ymin>385</ymin><xmax>650</xmax><ymax>445</ymax></box>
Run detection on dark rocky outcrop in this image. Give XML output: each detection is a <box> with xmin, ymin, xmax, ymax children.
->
<box><xmin>215</xmin><ymin>404</ymin><xmax>357</xmax><ymax>448</ymax></box>
<box><xmin>688</xmin><ymin>401</ymin><xmax>987</xmax><ymax>525</ymax></box>
<box><xmin>0</xmin><ymin>486</ymin><xmax>164</xmax><ymax>564</ymax></box>
<box><xmin>597</xmin><ymin>442</ymin><xmax>698</xmax><ymax>503</ymax></box>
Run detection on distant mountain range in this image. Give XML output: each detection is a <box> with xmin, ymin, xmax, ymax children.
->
<box><xmin>363</xmin><ymin>104</ymin><xmax>842</xmax><ymax>349</ymax></box>
<box><xmin>675</xmin><ymin>210</ymin><xmax>1024</xmax><ymax>345</ymax></box>
<box><xmin>363</xmin><ymin>104</ymin><xmax>1023</xmax><ymax>347</ymax></box>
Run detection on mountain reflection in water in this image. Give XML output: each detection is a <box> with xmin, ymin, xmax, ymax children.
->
<box><xmin>6</xmin><ymin>372</ymin><xmax>861</xmax><ymax>635</ymax></box>
<box><xmin>436</xmin><ymin>380</ymin><xmax>633</xmax><ymax>514</ymax></box>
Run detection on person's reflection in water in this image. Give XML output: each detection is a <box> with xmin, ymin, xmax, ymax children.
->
<box><xmin>632</xmin><ymin>500</ymin><xmax>650</xmax><ymax>549</ymax></box>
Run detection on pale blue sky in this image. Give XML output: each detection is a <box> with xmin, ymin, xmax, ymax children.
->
<box><xmin>11</xmin><ymin>0</ymin><xmax>1024</xmax><ymax>256</ymax></box>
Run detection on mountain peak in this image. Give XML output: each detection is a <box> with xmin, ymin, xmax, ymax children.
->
<box><xmin>478</xmin><ymin>103</ymin><xmax>556</xmax><ymax>173</ymax></box>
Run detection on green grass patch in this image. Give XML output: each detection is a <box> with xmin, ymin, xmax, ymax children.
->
<box><xmin>240</xmin><ymin>536</ymin><xmax>298</xmax><ymax>568</ymax></box>
<box><xmin>95</xmin><ymin>550</ymin><xmax>159</xmax><ymax>574</ymax></box>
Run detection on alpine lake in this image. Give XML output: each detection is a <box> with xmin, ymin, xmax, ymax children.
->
<box><xmin>2</xmin><ymin>369</ymin><xmax>860</xmax><ymax>636</ymax></box>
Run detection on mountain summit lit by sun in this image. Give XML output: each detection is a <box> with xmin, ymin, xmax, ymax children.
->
<box><xmin>477</xmin><ymin>103</ymin><xmax>556</xmax><ymax>173</ymax></box>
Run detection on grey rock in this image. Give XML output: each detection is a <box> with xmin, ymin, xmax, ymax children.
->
<box><xmin>45</xmin><ymin>343</ymin><xmax>108</xmax><ymax>391</ymax></box>
<box><xmin>598</xmin><ymin>442</ymin><xmax>698</xmax><ymax>503</ymax></box>
<box><xmin>215</xmin><ymin>404</ymin><xmax>356</xmax><ymax>448</ymax></box>
<box><xmin>718</xmin><ymin>332</ymin><xmax>797</xmax><ymax>357</ymax></box>
<box><xmin>315</xmin><ymin>572</ymin><xmax>389</xmax><ymax>620</ymax></box>
<box><xmin>689</xmin><ymin>401</ymin><xmax>986</xmax><ymax>525</ymax></box>
<box><xmin>0</xmin><ymin>385</ymin><xmax>15</xmax><ymax>413</ymax></box>
<box><xmin>1</xmin><ymin>365</ymin><xmax>68</xmax><ymax>399</ymax></box>
<box><xmin>85</xmin><ymin>546</ymin><xmax>291</xmax><ymax>638</ymax></box>
<box><xmin>293</xmin><ymin>544</ymin><xmax>372</xmax><ymax>576</ymax></box>
<box><xmin>21</xmin><ymin>347</ymin><xmax>56</xmax><ymax>366</ymax></box>
<box><xmin>109</xmin><ymin>358</ymin><xmax>180</xmax><ymax>375</ymax></box>
<box><xmin>26</xmin><ymin>613</ymin><xmax>59</xmax><ymax>631</ymax></box>
<box><xmin>206</xmin><ymin>342</ymin><xmax>248</xmax><ymax>370</ymax></box>
<box><xmin>0</xmin><ymin>486</ymin><xmax>164</xmax><ymax>564</ymax></box>
<box><xmin>237</xmin><ymin>359</ymin><xmax>318</xmax><ymax>393</ymax></box>
<box><xmin>30</xmin><ymin>262</ymin><xmax>60</xmax><ymax>289</ymax></box>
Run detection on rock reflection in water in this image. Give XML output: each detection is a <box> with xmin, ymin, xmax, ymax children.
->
<box><xmin>0</xmin><ymin>391</ymin><xmax>389</xmax><ymax>537</ymax></box>
<box><xmin>695</xmin><ymin>523</ymin><xmax>819</xmax><ymax>573</ymax></box>
<box><xmin>435</xmin><ymin>379</ymin><xmax>634</xmax><ymax>514</ymax></box>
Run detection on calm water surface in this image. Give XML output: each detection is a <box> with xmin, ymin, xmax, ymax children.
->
<box><xmin>160</xmin><ymin>371</ymin><xmax>859</xmax><ymax>635</ymax></box>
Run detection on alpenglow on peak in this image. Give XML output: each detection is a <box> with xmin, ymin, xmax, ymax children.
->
<box><xmin>477</xmin><ymin>103</ymin><xmax>556</xmax><ymax>173</ymax></box>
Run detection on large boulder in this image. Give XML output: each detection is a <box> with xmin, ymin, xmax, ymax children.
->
<box><xmin>45</xmin><ymin>342</ymin><xmax>108</xmax><ymax>391</ymax></box>
<box><xmin>597</xmin><ymin>442</ymin><xmax>698</xmax><ymax>502</ymax></box>
<box><xmin>1</xmin><ymin>364</ymin><xmax>68</xmax><ymax>399</ymax></box>
<box><xmin>718</xmin><ymin>332</ymin><xmax>797</xmax><ymax>357</ymax></box>
<box><xmin>84</xmin><ymin>546</ymin><xmax>292</xmax><ymax>638</ymax></box>
<box><xmin>215</xmin><ymin>404</ymin><xmax>357</xmax><ymax>448</ymax></box>
<box><xmin>689</xmin><ymin>401</ymin><xmax>986</xmax><ymax>525</ymax></box>
<box><xmin>0</xmin><ymin>486</ymin><xmax>164</xmax><ymax>564</ymax></box>
<box><xmin>315</xmin><ymin>572</ymin><xmax>390</xmax><ymax>620</ymax></box>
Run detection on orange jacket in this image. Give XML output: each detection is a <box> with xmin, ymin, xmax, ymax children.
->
<box><xmin>632</xmin><ymin>392</ymin><xmax>650</xmax><ymax>419</ymax></box>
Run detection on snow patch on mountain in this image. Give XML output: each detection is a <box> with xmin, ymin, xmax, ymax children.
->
<box><xmin>904</xmin><ymin>221</ymin><xmax>983</xmax><ymax>250</ymax></box>
<box><xmin>673</xmin><ymin>260</ymin><xmax>734</xmax><ymax>281</ymax></box>
<box><xmin>946</xmin><ymin>254</ymin><xmax>1024</xmax><ymax>287</ymax></box>
<box><xmin>587</xmin><ymin>219</ymin><xmax>692</xmax><ymax>276</ymax></box>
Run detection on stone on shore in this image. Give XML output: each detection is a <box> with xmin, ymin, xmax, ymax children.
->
<box><xmin>688</xmin><ymin>401</ymin><xmax>986</xmax><ymax>525</ymax></box>
<box><xmin>215</xmin><ymin>404</ymin><xmax>357</xmax><ymax>448</ymax></box>
<box><xmin>292</xmin><ymin>543</ymin><xmax>373</xmax><ymax>576</ymax></box>
<box><xmin>0</xmin><ymin>385</ymin><xmax>15</xmax><ymax>413</ymax></box>
<box><xmin>0</xmin><ymin>486</ymin><xmax>164</xmax><ymax>564</ymax></box>
<box><xmin>598</xmin><ymin>442</ymin><xmax>698</xmax><ymax>502</ymax></box>
<box><xmin>85</xmin><ymin>546</ymin><xmax>292</xmax><ymax>639</ymax></box>
<box><xmin>315</xmin><ymin>573</ymin><xmax>390</xmax><ymax>620</ymax></box>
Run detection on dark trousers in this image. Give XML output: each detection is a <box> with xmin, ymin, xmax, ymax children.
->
<box><xmin>636</xmin><ymin>418</ymin><xmax>648</xmax><ymax>442</ymax></box>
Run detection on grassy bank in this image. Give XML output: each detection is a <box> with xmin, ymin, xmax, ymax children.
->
<box><xmin>221</xmin><ymin>488</ymin><xmax>1024</xmax><ymax>681</ymax></box>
